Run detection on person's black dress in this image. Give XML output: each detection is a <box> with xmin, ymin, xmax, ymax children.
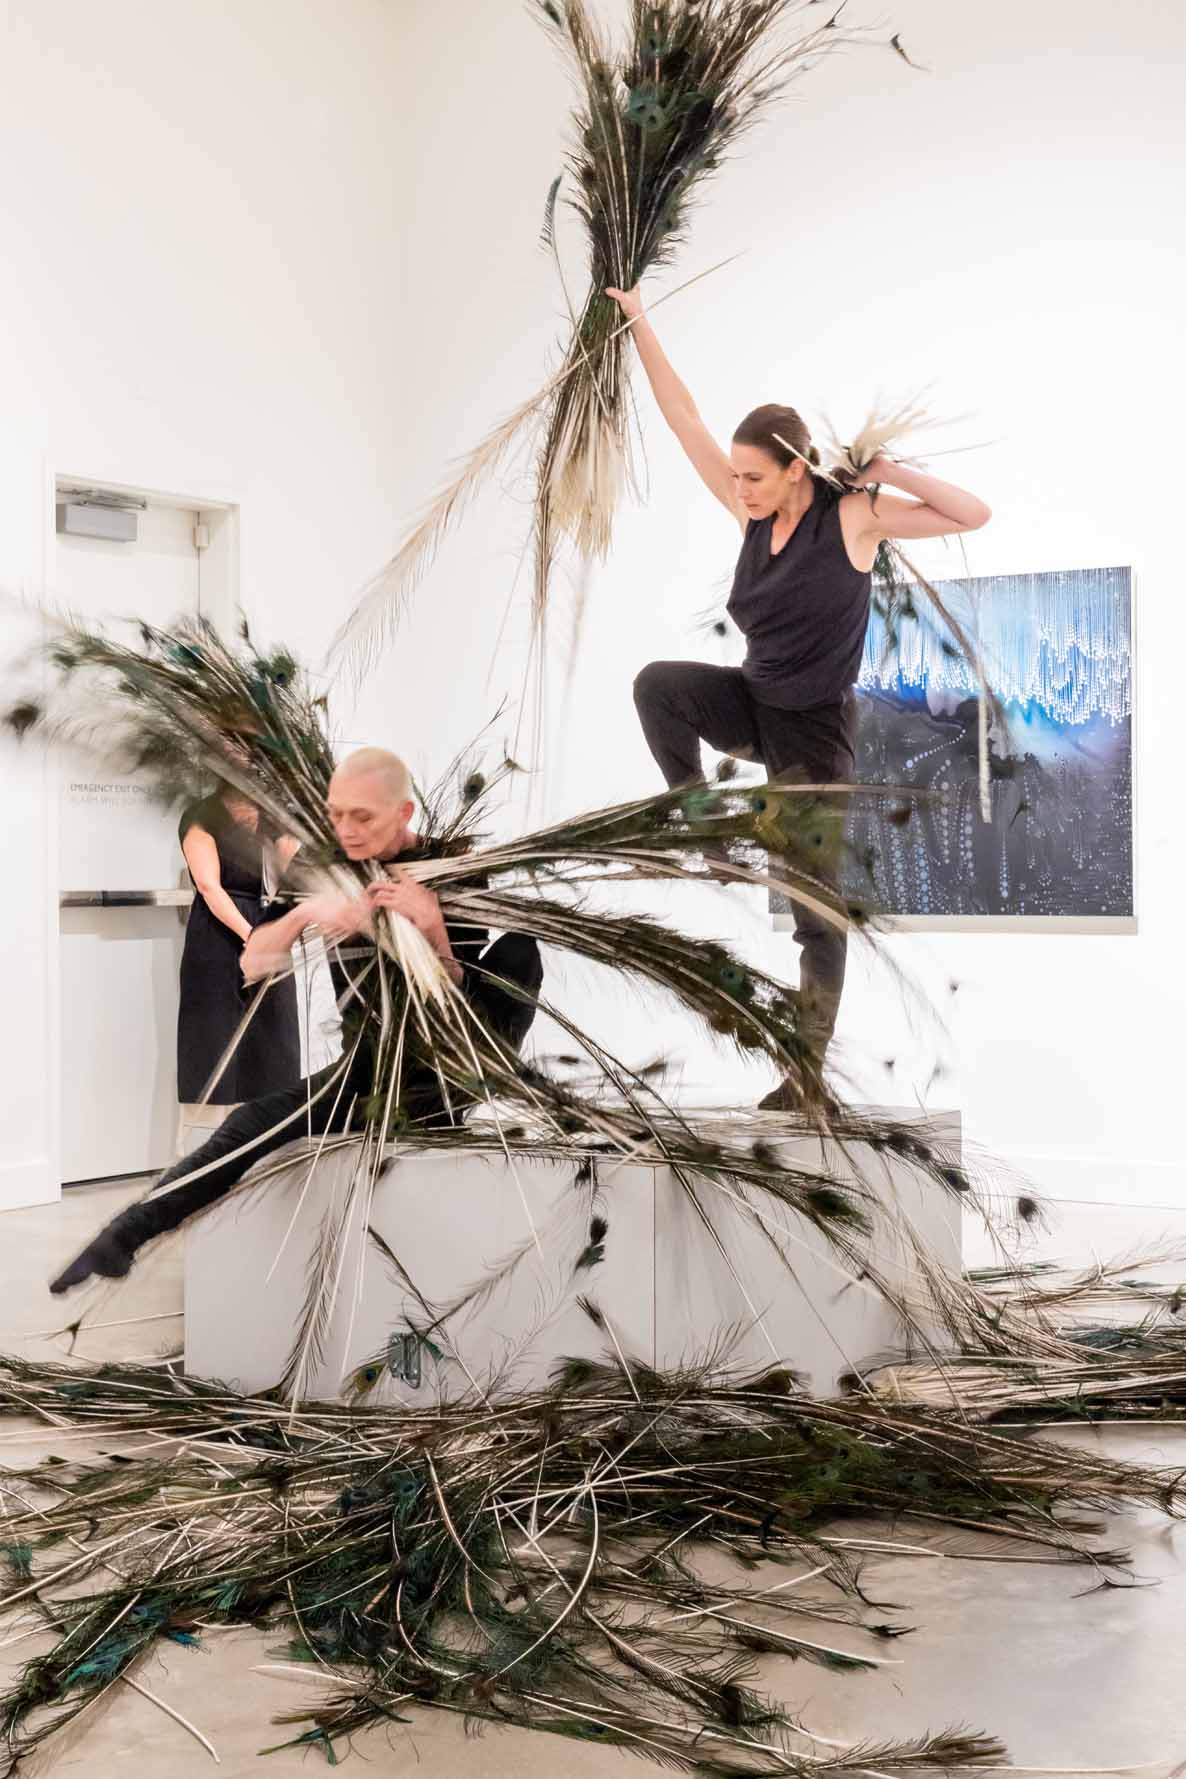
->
<box><xmin>177</xmin><ymin>794</ymin><xmax>301</xmax><ymax>1104</ymax></box>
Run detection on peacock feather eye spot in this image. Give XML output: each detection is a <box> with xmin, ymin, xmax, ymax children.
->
<box><xmin>626</xmin><ymin>83</ymin><xmax>670</xmax><ymax>130</ymax></box>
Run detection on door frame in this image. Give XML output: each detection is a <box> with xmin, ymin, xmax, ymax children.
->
<box><xmin>44</xmin><ymin>465</ymin><xmax>243</xmax><ymax>1193</ymax></box>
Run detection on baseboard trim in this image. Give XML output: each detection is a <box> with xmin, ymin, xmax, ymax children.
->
<box><xmin>0</xmin><ymin>1158</ymin><xmax>60</xmax><ymax>1213</ymax></box>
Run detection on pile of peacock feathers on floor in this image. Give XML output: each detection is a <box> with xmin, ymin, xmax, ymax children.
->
<box><xmin>0</xmin><ymin>1350</ymin><xmax>1180</xmax><ymax>1773</ymax></box>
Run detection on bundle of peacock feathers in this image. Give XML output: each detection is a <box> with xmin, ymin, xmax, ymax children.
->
<box><xmin>7</xmin><ymin>612</ymin><xmax>1004</xmax><ymax>1397</ymax></box>
<box><xmin>0</xmin><ymin>1349</ymin><xmax>1180</xmax><ymax>1773</ymax></box>
<box><xmin>329</xmin><ymin>0</ymin><xmax>924</xmax><ymax>680</ymax></box>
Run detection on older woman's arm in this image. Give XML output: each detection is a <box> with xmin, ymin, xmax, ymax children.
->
<box><xmin>241</xmin><ymin>903</ymin><xmax>315</xmax><ymax>980</ymax></box>
<box><xmin>241</xmin><ymin>891</ymin><xmax>374</xmax><ymax>982</ymax></box>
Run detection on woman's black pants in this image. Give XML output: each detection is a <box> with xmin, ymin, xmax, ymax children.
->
<box><xmin>119</xmin><ymin>934</ymin><xmax>544</xmax><ymax>1246</ymax></box>
<box><xmin>633</xmin><ymin>660</ymin><xmax>853</xmax><ymax>1050</ymax></box>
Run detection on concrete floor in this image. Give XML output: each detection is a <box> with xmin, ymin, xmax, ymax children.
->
<box><xmin>2</xmin><ymin>1181</ymin><xmax>1186</xmax><ymax>1778</ymax></box>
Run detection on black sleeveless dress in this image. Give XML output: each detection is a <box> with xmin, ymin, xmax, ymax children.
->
<box><xmin>726</xmin><ymin>483</ymin><xmax>871</xmax><ymax>715</ymax></box>
<box><xmin>177</xmin><ymin>794</ymin><xmax>301</xmax><ymax>1104</ymax></box>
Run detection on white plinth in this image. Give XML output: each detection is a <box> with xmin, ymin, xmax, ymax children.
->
<box><xmin>184</xmin><ymin>1111</ymin><xmax>961</xmax><ymax>1402</ymax></box>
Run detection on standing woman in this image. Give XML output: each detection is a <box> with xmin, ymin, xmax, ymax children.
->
<box><xmin>176</xmin><ymin>786</ymin><xmax>302</xmax><ymax>1151</ymax></box>
<box><xmin>607</xmin><ymin>284</ymin><xmax>991</xmax><ymax>1101</ymax></box>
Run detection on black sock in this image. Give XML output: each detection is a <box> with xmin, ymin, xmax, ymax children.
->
<box><xmin>49</xmin><ymin>1206</ymin><xmax>156</xmax><ymax>1295</ymax></box>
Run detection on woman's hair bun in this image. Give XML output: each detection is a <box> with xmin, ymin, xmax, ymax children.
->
<box><xmin>808</xmin><ymin>445</ymin><xmax>821</xmax><ymax>468</ymax></box>
<box><xmin>733</xmin><ymin>404</ymin><xmax>811</xmax><ymax>470</ymax></box>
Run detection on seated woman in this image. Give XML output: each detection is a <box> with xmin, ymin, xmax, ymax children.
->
<box><xmin>51</xmin><ymin>749</ymin><xmax>542</xmax><ymax>1293</ymax></box>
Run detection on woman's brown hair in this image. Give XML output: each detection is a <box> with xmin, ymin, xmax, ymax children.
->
<box><xmin>732</xmin><ymin>404</ymin><xmax>821</xmax><ymax>470</ymax></box>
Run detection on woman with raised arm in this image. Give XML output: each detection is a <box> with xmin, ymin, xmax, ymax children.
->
<box><xmin>607</xmin><ymin>283</ymin><xmax>991</xmax><ymax>1104</ymax></box>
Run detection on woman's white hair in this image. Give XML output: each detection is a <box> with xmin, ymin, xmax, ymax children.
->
<box><xmin>333</xmin><ymin>747</ymin><xmax>413</xmax><ymax>805</ymax></box>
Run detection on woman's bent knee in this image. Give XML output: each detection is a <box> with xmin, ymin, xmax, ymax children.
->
<box><xmin>632</xmin><ymin>659</ymin><xmax>681</xmax><ymax>710</ymax></box>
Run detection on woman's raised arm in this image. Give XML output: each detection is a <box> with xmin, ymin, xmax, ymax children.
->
<box><xmin>607</xmin><ymin>285</ymin><xmax>742</xmax><ymax>524</ymax></box>
<box><xmin>848</xmin><ymin>456</ymin><xmax>992</xmax><ymax>545</ymax></box>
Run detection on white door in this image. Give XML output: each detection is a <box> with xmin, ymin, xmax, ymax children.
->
<box><xmin>56</xmin><ymin>496</ymin><xmax>202</xmax><ymax>1183</ymax></box>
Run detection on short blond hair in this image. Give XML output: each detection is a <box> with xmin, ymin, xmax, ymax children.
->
<box><xmin>333</xmin><ymin>747</ymin><xmax>413</xmax><ymax>805</ymax></box>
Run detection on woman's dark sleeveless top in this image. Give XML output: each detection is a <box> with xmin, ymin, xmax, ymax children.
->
<box><xmin>725</xmin><ymin>485</ymin><xmax>871</xmax><ymax>711</ymax></box>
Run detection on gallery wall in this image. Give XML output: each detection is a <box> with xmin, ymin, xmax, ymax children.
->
<box><xmin>351</xmin><ymin>0</ymin><xmax>1186</xmax><ymax>1206</ymax></box>
<box><xmin>3</xmin><ymin>0</ymin><xmax>1182</xmax><ymax>1213</ymax></box>
<box><xmin>0</xmin><ymin>0</ymin><xmax>408</xmax><ymax>1206</ymax></box>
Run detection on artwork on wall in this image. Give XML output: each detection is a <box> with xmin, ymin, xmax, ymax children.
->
<box><xmin>772</xmin><ymin>565</ymin><xmax>1135</xmax><ymax>929</ymax></box>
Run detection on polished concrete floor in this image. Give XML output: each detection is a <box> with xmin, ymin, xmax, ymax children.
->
<box><xmin>2</xmin><ymin>1182</ymin><xmax>1185</xmax><ymax>1778</ymax></box>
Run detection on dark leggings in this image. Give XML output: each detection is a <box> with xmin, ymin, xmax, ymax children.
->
<box><xmin>633</xmin><ymin>660</ymin><xmax>853</xmax><ymax>1046</ymax></box>
<box><xmin>126</xmin><ymin>934</ymin><xmax>544</xmax><ymax>1244</ymax></box>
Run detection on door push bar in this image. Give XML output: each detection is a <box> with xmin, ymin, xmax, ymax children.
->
<box><xmin>59</xmin><ymin>889</ymin><xmax>194</xmax><ymax>908</ymax></box>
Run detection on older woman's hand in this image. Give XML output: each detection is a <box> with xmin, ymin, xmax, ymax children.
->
<box><xmin>302</xmin><ymin>891</ymin><xmax>373</xmax><ymax>943</ymax></box>
<box><xmin>365</xmin><ymin>873</ymin><xmax>446</xmax><ymax>939</ymax></box>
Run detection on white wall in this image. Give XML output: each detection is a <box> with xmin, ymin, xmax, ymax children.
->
<box><xmin>350</xmin><ymin>0</ymin><xmax>1186</xmax><ymax>1207</ymax></box>
<box><xmin>0</xmin><ymin>0</ymin><xmax>409</xmax><ymax>1206</ymax></box>
<box><xmin>4</xmin><ymin>0</ymin><xmax>1183</xmax><ymax>1213</ymax></box>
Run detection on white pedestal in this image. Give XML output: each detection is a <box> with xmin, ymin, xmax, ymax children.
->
<box><xmin>184</xmin><ymin>1112</ymin><xmax>960</xmax><ymax>1402</ymax></box>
